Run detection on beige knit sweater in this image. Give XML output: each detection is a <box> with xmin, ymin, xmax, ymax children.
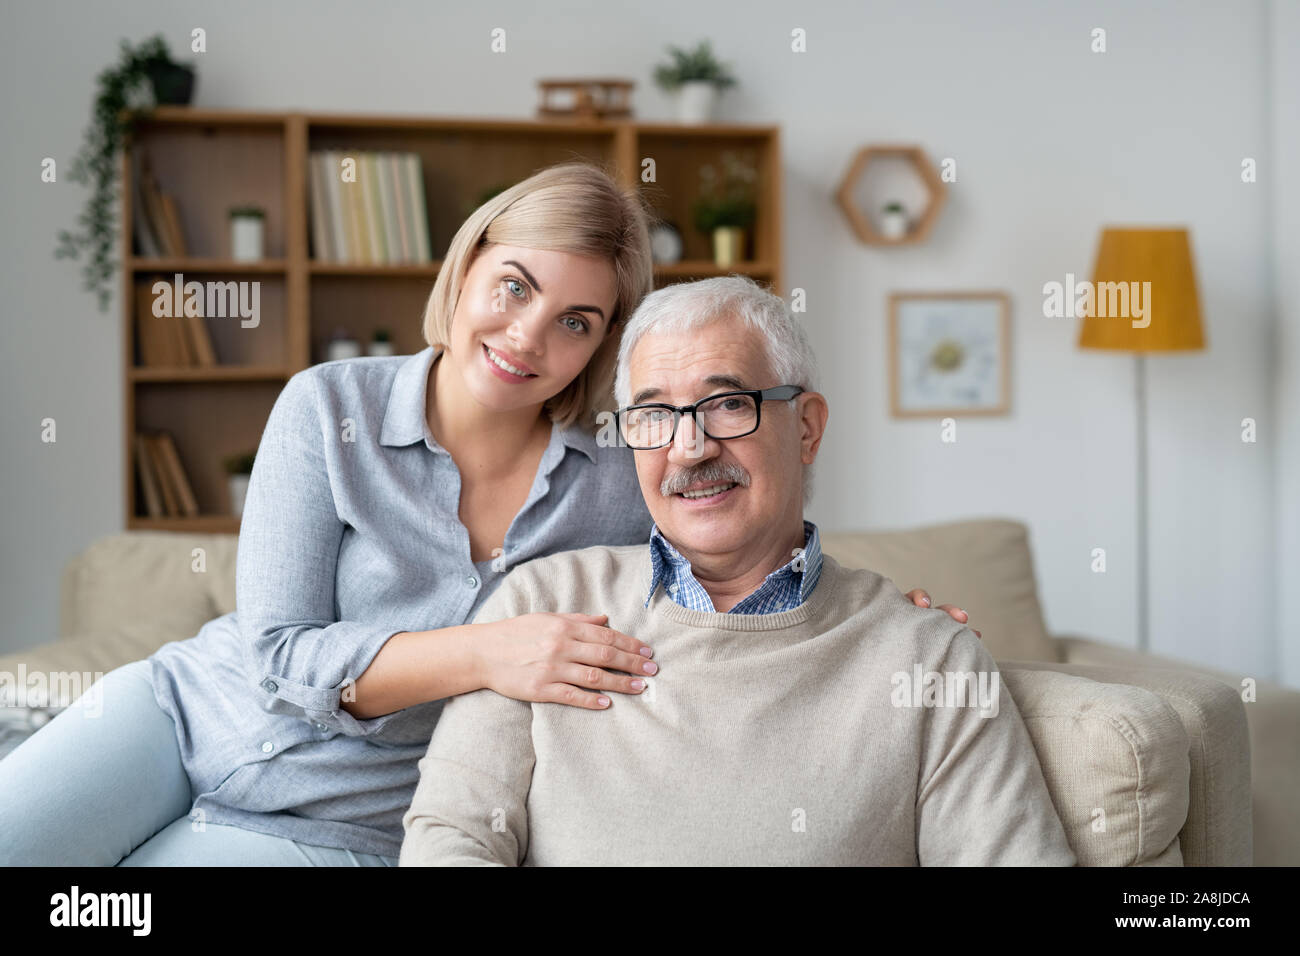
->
<box><xmin>400</xmin><ymin>544</ymin><xmax>1076</xmax><ymax>866</ymax></box>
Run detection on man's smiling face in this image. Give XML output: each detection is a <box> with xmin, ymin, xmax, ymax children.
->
<box><xmin>625</xmin><ymin>314</ymin><xmax>810</xmax><ymax>560</ymax></box>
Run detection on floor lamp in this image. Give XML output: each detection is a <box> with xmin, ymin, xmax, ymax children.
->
<box><xmin>1077</xmin><ymin>227</ymin><xmax>1206</xmax><ymax>652</ymax></box>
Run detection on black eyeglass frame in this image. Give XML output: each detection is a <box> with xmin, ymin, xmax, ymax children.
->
<box><xmin>616</xmin><ymin>385</ymin><xmax>806</xmax><ymax>450</ymax></box>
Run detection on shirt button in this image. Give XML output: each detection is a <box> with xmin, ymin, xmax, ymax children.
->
<box><xmin>261</xmin><ymin>741</ymin><xmax>274</xmax><ymax>753</ymax></box>
<box><xmin>261</xmin><ymin>679</ymin><xmax>278</xmax><ymax>693</ymax></box>
<box><xmin>314</xmin><ymin>722</ymin><xmax>328</xmax><ymax>732</ymax></box>
<box><xmin>668</xmin><ymin>582</ymin><xmax>678</xmax><ymax>593</ymax></box>
<box><xmin>465</xmin><ymin>575</ymin><xmax>479</xmax><ymax>589</ymax></box>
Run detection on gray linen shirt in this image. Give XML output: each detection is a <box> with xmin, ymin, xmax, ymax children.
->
<box><xmin>148</xmin><ymin>346</ymin><xmax>652</xmax><ymax>858</ymax></box>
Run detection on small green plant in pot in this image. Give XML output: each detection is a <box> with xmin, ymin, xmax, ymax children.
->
<box><xmin>229</xmin><ymin>205</ymin><xmax>266</xmax><ymax>261</ymax></box>
<box><xmin>691</xmin><ymin>151</ymin><xmax>758</xmax><ymax>267</ymax></box>
<box><xmin>367</xmin><ymin>327</ymin><xmax>396</xmax><ymax>357</ymax></box>
<box><xmin>653</xmin><ymin>40</ymin><xmax>737</xmax><ymax>124</ymax></box>
<box><xmin>222</xmin><ymin>450</ymin><xmax>256</xmax><ymax>517</ymax></box>
<box><xmin>879</xmin><ymin>201</ymin><xmax>910</xmax><ymax>240</ymax></box>
<box><xmin>54</xmin><ymin>34</ymin><xmax>196</xmax><ymax>312</ymax></box>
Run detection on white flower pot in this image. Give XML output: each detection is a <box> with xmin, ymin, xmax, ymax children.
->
<box><xmin>676</xmin><ymin>81</ymin><xmax>719</xmax><ymax>124</ymax></box>
<box><xmin>327</xmin><ymin>338</ymin><xmax>362</xmax><ymax>362</ymax></box>
<box><xmin>367</xmin><ymin>341</ymin><xmax>395</xmax><ymax>357</ymax></box>
<box><xmin>228</xmin><ymin>473</ymin><xmax>250</xmax><ymax>516</ymax></box>
<box><xmin>880</xmin><ymin>209</ymin><xmax>910</xmax><ymax>240</ymax></box>
<box><xmin>231</xmin><ymin>216</ymin><xmax>264</xmax><ymax>261</ymax></box>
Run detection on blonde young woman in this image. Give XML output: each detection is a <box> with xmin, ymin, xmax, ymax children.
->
<box><xmin>0</xmin><ymin>163</ymin><xmax>970</xmax><ymax>866</ymax></box>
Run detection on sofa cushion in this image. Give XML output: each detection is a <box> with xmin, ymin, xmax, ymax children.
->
<box><xmin>58</xmin><ymin>532</ymin><xmax>239</xmax><ymax>645</ymax></box>
<box><xmin>821</xmin><ymin>518</ymin><xmax>1059</xmax><ymax>662</ymax></box>
<box><xmin>0</xmin><ymin>631</ymin><xmax>161</xmax><ymax>708</ymax></box>
<box><xmin>1001</xmin><ymin>666</ymin><xmax>1189</xmax><ymax>866</ymax></box>
<box><xmin>1006</xmin><ymin>659</ymin><xmax>1252</xmax><ymax>866</ymax></box>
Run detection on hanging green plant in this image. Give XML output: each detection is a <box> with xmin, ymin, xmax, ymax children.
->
<box><xmin>53</xmin><ymin>34</ymin><xmax>195</xmax><ymax>312</ymax></box>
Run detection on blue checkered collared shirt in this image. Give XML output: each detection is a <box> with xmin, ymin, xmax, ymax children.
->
<box><xmin>645</xmin><ymin>520</ymin><xmax>823</xmax><ymax>614</ymax></box>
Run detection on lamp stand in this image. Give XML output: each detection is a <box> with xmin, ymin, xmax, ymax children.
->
<box><xmin>1135</xmin><ymin>353</ymin><xmax>1149</xmax><ymax>653</ymax></box>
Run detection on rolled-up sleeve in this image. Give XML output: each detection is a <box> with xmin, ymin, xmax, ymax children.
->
<box><xmin>235</xmin><ymin>369</ymin><xmax>405</xmax><ymax>737</ymax></box>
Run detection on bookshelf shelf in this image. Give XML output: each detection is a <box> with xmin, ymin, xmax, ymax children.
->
<box><xmin>121</xmin><ymin>109</ymin><xmax>783</xmax><ymax>532</ymax></box>
<box><xmin>133</xmin><ymin>515</ymin><xmax>242</xmax><ymax>533</ymax></box>
<box><xmin>131</xmin><ymin>257</ymin><xmax>289</xmax><ymax>274</ymax></box>
<box><xmin>308</xmin><ymin>261</ymin><xmax>442</xmax><ymax>277</ymax></box>
<box><xmin>129</xmin><ymin>365</ymin><xmax>291</xmax><ymax>383</ymax></box>
<box><xmin>654</xmin><ymin>260</ymin><xmax>775</xmax><ymax>278</ymax></box>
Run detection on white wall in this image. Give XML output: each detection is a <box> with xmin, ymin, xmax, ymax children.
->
<box><xmin>1270</xmin><ymin>0</ymin><xmax>1300</xmax><ymax>688</ymax></box>
<box><xmin>0</xmin><ymin>0</ymin><xmax>1290</xmax><ymax>686</ymax></box>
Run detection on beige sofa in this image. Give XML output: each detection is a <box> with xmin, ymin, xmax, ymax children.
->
<box><xmin>1</xmin><ymin>519</ymin><xmax>1287</xmax><ymax>865</ymax></box>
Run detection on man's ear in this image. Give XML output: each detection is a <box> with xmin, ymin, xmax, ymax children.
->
<box><xmin>797</xmin><ymin>392</ymin><xmax>829</xmax><ymax>465</ymax></box>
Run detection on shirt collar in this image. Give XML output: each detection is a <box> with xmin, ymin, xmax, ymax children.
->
<box><xmin>379</xmin><ymin>346</ymin><xmax>441</xmax><ymax>449</ymax></box>
<box><xmin>644</xmin><ymin>519</ymin><xmax>822</xmax><ymax>608</ymax></box>
<box><xmin>379</xmin><ymin>346</ymin><xmax>597</xmax><ymax>463</ymax></box>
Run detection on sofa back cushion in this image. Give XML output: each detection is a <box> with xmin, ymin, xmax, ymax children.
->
<box><xmin>59</xmin><ymin>531</ymin><xmax>239</xmax><ymax>645</ymax></box>
<box><xmin>821</xmin><ymin>518</ymin><xmax>1059</xmax><ymax>662</ymax></box>
<box><xmin>1002</xmin><ymin>665</ymin><xmax>1189</xmax><ymax>865</ymax></box>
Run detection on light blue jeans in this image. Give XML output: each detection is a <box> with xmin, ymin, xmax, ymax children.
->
<box><xmin>0</xmin><ymin>660</ymin><xmax>396</xmax><ymax>866</ymax></box>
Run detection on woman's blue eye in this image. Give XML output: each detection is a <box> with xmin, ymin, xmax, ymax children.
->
<box><xmin>503</xmin><ymin>278</ymin><xmax>585</xmax><ymax>332</ymax></box>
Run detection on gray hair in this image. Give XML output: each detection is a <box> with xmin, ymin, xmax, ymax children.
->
<box><xmin>614</xmin><ymin>275</ymin><xmax>821</xmax><ymax>503</ymax></box>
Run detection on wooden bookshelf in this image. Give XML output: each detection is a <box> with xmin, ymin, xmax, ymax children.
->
<box><xmin>121</xmin><ymin>108</ymin><xmax>784</xmax><ymax>532</ymax></box>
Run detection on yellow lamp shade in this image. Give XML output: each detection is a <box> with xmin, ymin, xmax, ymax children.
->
<box><xmin>1077</xmin><ymin>227</ymin><xmax>1206</xmax><ymax>352</ymax></box>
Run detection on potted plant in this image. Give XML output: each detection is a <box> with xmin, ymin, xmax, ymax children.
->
<box><xmin>53</xmin><ymin>34</ymin><xmax>196</xmax><ymax>312</ymax></box>
<box><xmin>326</xmin><ymin>326</ymin><xmax>362</xmax><ymax>362</ymax></box>
<box><xmin>691</xmin><ymin>152</ymin><xmax>758</xmax><ymax>267</ymax></box>
<box><xmin>653</xmin><ymin>40</ymin><xmax>737</xmax><ymax>124</ymax></box>
<box><xmin>879</xmin><ymin>201</ymin><xmax>910</xmax><ymax>240</ymax></box>
<box><xmin>229</xmin><ymin>205</ymin><xmax>265</xmax><ymax>261</ymax></box>
<box><xmin>222</xmin><ymin>450</ymin><xmax>256</xmax><ymax>517</ymax></box>
<box><xmin>367</xmin><ymin>328</ymin><xmax>395</xmax><ymax>357</ymax></box>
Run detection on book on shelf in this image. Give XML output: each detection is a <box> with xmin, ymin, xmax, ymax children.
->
<box><xmin>133</xmin><ymin>433</ymin><xmax>164</xmax><ymax>518</ymax></box>
<box><xmin>135</xmin><ymin>431</ymin><xmax>199</xmax><ymax>518</ymax></box>
<box><xmin>133</xmin><ymin>151</ymin><xmax>189</xmax><ymax>258</ymax></box>
<box><xmin>323</xmin><ymin>150</ymin><xmax>347</xmax><ymax>261</ymax></box>
<box><xmin>361</xmin><ymin>153</ymin><xmax>386</xmax><ymax>263</ymax></box>
<box><xmin>387</xmin><ymin>153</ymin><xmax>411</xmax><ymax>261</ymax></box>
<box><xmin>308</xmin><ymin>153</ymin><xmax>334</xmax><ymax>261</ymax></box>
<box><xmin>308</xmin><ymin>150</ymin><xmax>432</xmax><ymax>264</ymax></box>
<box><xmin>133</xmin><ymin>278</ymin><xmax>218</xmax><ymax>368</ymax></box>
<box><xmin>131</xmin><ymin>151</ymin><xmax>163</xmax><ymax>258</ymax></box>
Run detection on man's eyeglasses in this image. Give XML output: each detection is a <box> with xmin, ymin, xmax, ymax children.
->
<box><xmin>616</xmin><ymin>385</ymin><xmax>805</xmax><ymax>450</ymax></box>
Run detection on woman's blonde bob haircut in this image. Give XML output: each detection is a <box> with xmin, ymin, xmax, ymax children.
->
<box><xmin>420</xmin><ymin>162</ymin><xmax>655</xmax><ymax>430</ymax></box>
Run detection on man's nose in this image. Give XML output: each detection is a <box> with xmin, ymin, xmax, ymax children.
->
<box><xmin>667</xmin><ymin>412</ymin><xmax>717</xmax><ymax>464</ymax></box>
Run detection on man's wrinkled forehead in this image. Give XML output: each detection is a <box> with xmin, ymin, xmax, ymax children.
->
<box><xmin>628</xmin><ymin>324</ymin><xmax>769</xmax><ymax>404</ymax></box>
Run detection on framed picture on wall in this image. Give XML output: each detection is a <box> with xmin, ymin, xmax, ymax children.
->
<box><xmin>887</xmin><ymin>291</ymin><xmax>1011</xmax><ymax>417</ymax></box>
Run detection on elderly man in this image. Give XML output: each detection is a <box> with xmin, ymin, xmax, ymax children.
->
<box><xmin>400</xmin><ymin>276</ymin><xmax>1075</xmax><ymax>866</ymax></box>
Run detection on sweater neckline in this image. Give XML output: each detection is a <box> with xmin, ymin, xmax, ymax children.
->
<box><xmin>644</xmin><ymin>547</ymin><xmax>844</xmax><ymax>631</ymax></box>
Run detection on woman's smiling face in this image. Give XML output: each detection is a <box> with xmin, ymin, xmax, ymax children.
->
<box><xmin>445</xmin><ymin>243</ymin><xmax>619</xmax><ymax>411</ymax></box>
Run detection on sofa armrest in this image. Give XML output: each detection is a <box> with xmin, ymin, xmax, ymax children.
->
<box><xmin>1004</xmin><ymin>658</ymin><xmax>1252</xmax><ymax>865</ymax></box>
<box><xmin>1054</xmin><ymin>635</ymin><xmax>1299</xmax><ymax>866</ymax></box>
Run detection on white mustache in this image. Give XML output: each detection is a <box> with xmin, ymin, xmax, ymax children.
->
<box><xmin>661</xmin><ymin>462</ymin><xmax>750</xmax><ymax>497</ymax></box>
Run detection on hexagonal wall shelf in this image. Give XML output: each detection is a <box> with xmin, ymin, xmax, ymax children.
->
<box><xmin>835</xmin><ymin>145</ymin><xmax>947</xmax><ymax>246</ymax></box>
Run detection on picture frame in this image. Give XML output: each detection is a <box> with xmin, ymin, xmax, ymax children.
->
<box><xmin>887</xmin><ymin>291</ymin><xmax>1011</xmax><ymax>418</ymax></box>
